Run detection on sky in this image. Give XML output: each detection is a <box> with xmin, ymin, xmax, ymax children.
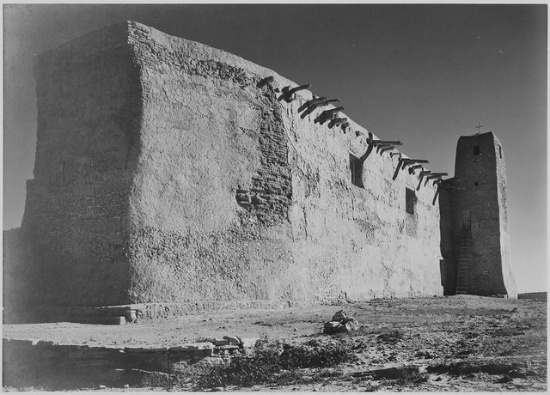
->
<box><xmin>2</xmin><ymin>3</ymin><xmax>547</xmax><ymax>293</ymax></box>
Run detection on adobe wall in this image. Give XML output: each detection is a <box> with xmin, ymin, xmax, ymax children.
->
<box><xmin>16</xmin><ymin>22</ymin><xmax>143</xmax><ymax>306</ymax></box>
<box><xmin>6</xmin><ymin>21</ymin><xmax>444</xmax><ymax>311</ymax></box>
<box><xmin>125</xmin><ymin>22</ymin><xmax>443</xmax><ymax>305</ymax></box>
<box><xmin>496</xmin><ymin>145</ymin><xmax>517</xmax><ymax>298</ymax></box>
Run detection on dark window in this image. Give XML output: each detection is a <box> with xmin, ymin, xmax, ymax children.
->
<box><xmin>474</xmin><ymin>182</ymin><xmax>479</xmax><ymax>187</ymax></box>
<box><xmin>406</xmin><ymin>188</ymin><xmax>416</xmax><ymax>214</ymax></box>
<box><xmin>350</xmin><ymin>155</ymin><xmax>363</xmax><ymax>187</ymax></box>
<box><xmin>499</xmin><ymin>145</ymin><xmax>503</xmax><ymax>159</ymax></box>
<box><xmin>473</xmin><ymin>145</ymin><xmax>480</xmax><ymax>155</ymax></box>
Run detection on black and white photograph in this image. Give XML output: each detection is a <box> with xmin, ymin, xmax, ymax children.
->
<box><xmin>2</xmin><ymin>2</ymin><xmax>547</xmax><ymax>391</ymax></box>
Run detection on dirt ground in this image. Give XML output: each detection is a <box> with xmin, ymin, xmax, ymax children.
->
<box><xmin>3</xmin><ymin>295</ymin><xmax>547</xmax><ymax>391</ymax></box>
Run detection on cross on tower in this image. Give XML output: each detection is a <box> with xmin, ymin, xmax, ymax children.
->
<box><xmin>475</xmin><ymin>122</ymin><xmax>484</xmax><ymax>135</ymax></box>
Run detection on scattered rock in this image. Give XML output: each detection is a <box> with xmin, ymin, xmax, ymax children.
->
<box><xmin>346</xmin><ymin>317</ymin><xmax>359</xmax><ymax>330</ymax></box>
<box><xmin>324</xmin><ymin>311</ymin><xmax>360</xmax><ymax>334</ymax></box>
<box><xmin>223</xmin><ymin>335</ymin><xmax>241</xmax><ymax>346</ymax></box>
<box><xmin>239</xmin><ymin>337</ymin><xmax>259</xmax><ymax>348</ymax></box>
<box><xmin>217</xmin><ymin>345</ymin><xmax>240</xmax><ymax>351</ymax></box>
<box><xmin>212</xmin><ymin>339</ymin><xmax>229</xmax><ymax>346</ymax></box>
<box><xmin>332</xmin><ymin>310</ymin><xmax>347</xmax><ymax>321</ymax></box>
<box><xmin>323</xmin><ymin>321</ymin><xmax>345</xmax><ymax>335</ymax></box>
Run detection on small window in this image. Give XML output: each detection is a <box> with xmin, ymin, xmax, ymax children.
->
<box><xmin>499</xmin><ymin>145</ymin><xmax>503</xmax><ymax>159</ymax></box>
<box><xmin>474</xmin><ymin>182</ymin><xmax>479</xmax><ymax>187</ymax></box>
<box><xmin>406</xmin><ymin>188</ymin><xmax>416</xmax><ymax>214</ymax></box>
<box><xmin>473</xmin><ymin>145</ymin><xmax>480</xmax><ymax>155</ymax></box>
<box><xmin>350</xmin><ymin>155</ymin><xmax>363</xmax><ymax>187</ymax></box>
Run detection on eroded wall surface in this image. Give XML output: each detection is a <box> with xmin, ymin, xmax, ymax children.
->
<box><xmin>7</xmin><ymin>21</ymin><xmax>444</xmax><ymax>310</ymax></box>
<box><xmin>495</xmin><ymin>136</ymin><xmax>517</xmax><ymax>297</ymax></box>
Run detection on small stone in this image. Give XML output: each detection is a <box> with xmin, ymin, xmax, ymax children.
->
<box><xmin>332</xmin><ymin>310</ymin><xmax>347</xmax><ymax>321</ymax></box>
<box><xmin>223</xmin><ymin>335</ymin><xmax>241</xmax><ymax>346</ymax></box>
<box><xmin>324</xmin><ymin>321</ymin><xmax>346</xmax><ymax>334</ymax></box>
<box><xmin>212</xmin><ymin>339</ymin><xmax>229</xmax><ymax>346</ymax></box>
<box><xmin>344</xmin><ymin>317</ymin><xmax>360</xmax><ymax>331</ymax></box>
<box><xmin>218</xmin><ymin>345</ymin><xmax>240</xmax><ymax>351</ymax></box>
<box><xmin>240</xmin><ymin>337</ymin><xmax>260</xmax><ymax>348</ymax></box>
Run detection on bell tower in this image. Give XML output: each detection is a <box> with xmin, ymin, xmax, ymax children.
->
<box><xmin>444</xmin><ymin>131</ymin><xmax>517</xmax><ymax>297</ymax></box>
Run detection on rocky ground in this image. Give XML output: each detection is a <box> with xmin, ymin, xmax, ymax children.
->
<box><xmin>3</xmin><ymin>295</ymin><xmax>547</xmax><ymax>391</ymax></box>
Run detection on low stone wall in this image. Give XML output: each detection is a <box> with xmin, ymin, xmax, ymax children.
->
<box><xmin>3</xmin><ymin>337</ymin><xmax>257</xmax><ymax>388</ymax></box>
<box><xmin>4</xmin><ymin>300</ymin><xmax>285</xmax><ymax>324</ymax></box>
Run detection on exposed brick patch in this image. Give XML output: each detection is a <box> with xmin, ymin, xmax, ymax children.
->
<box><xmin>236</xmin><ymin>90</ymin><xmax>292</xmax><ymax>226</ymax></box>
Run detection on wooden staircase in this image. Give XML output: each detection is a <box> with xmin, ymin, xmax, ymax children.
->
<box><xmin>456</xmin><ymin>224</ymin><xmax>471</xmax><ymax>295</ymax></box>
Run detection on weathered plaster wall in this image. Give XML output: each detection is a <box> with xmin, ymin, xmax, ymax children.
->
<box><xmin>17</xmin><ymin>22</ymin><xmax>143</xmax><ymax>306</ymax></box>
<box><xmin>494</xmin><ymin>137</ymin><xmax>517</xmax><ymax>297</ymax></box>
<box><xmin>124</xmin><ymin>22</ymin><xmax>443</xmax><ymax>305</ymax></box>
<box><xmin>448</xmin><ymin>133</ymin><xmax>516</xmax><ymax>297</ymax></box>
<box><xmin>7</xmin><ymin>21</ymin><xmax>444</xmax><ymax>312</ymax></box>
<box><xmin>286</xmin><ymin>97</ymin><xmax>443</xmax><ymax>301</ymax></box>
<box><xmin>124</xmin><ymin>24</ymin><xmax>300</xmax><ymax>304</ymax></box>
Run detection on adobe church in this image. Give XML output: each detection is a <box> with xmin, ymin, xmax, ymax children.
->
<box><xmin>3</xmin><ymin>22</ymin><xmax>517</xmax><ymax>322</ymax></box>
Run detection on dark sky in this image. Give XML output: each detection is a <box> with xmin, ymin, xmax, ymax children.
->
<box><xmin>3</xmin><ymin>4</ymin><xmax>547</xmax><ymax>292</ymax></box>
